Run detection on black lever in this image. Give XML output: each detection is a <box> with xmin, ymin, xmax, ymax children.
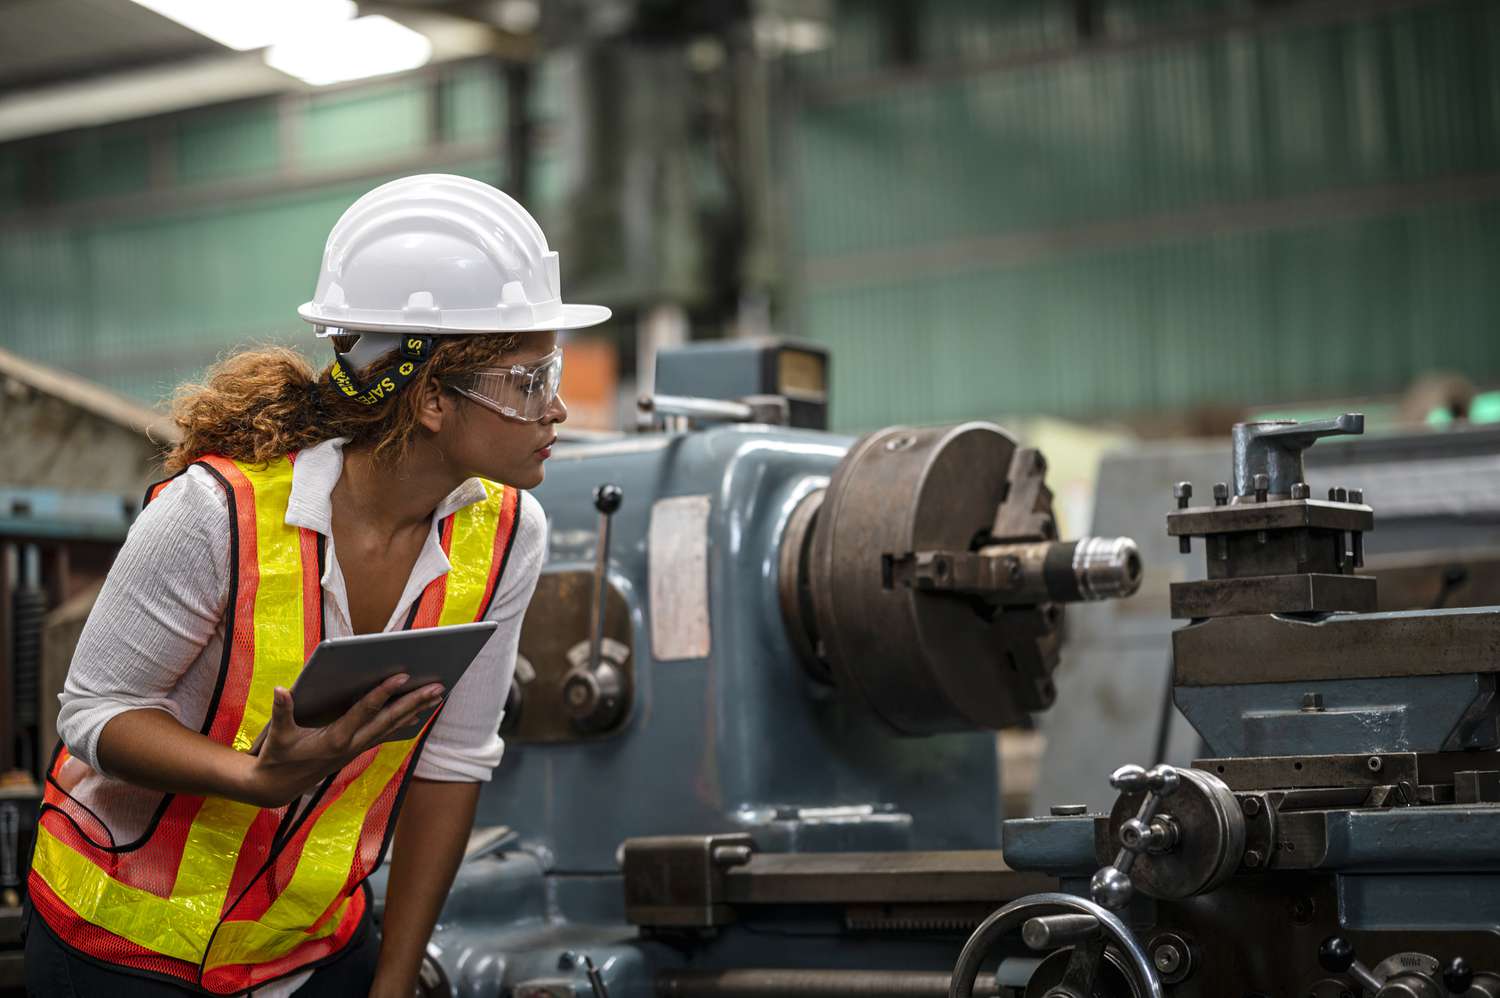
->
<box><xmin>589</xmin><ymin>484</ymin><xmax>623</xmax><ymax>674</ymax></box>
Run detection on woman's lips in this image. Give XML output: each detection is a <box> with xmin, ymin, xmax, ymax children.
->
<box><xmin>535</xmin><ymin>438</ymin><xmax>556</xmax><ymax>459</ymax></box>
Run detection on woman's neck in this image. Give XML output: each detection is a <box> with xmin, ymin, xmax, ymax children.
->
<box><xmin>334</xmin><ymin>441</ymin><xmax>466</xmax><ymax>536</ymax></box>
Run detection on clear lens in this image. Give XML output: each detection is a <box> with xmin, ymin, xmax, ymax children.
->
<box><xmin>452</xmin><ymin>349</ymin><xmax>563</xmax><ymax>422</ymax></box>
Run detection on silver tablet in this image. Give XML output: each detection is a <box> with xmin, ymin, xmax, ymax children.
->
<box><xmin>287</xmin><ymin>621</ymin><xmax>498</xmax><ymax>743</ymax></box>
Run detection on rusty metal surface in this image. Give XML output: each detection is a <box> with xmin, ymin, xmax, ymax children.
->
<box><xmin>1101</xmin><ymin>768</ymin><xmax>1244</xmax><ymax>900</ymax></box>
<box><xmin>1172</xmin><ymin>608</ymin><xmax>1500</xmax><ymax>686</ymax></box>
<box><xmin>1167</xmin><ymin>500</ymin><xmax>1373</xmax><ymax>537</ymax></box>
<box><xmin>723</xmin><ymin>850</ymin><xmax>1056</xmax><ymax>905</ymax></box>
<box><xmin>622</xmin><ymin>834</ymin><xmax>755</xmax><ymax>928</ymax></box>
<box><xmin>777</xmin><ymin>489</ymin><xmax>827</xmax><ymax>680</ymax></box>
<box><xmin>1193</xmin><ymin>753</ymin><xmax>1420</xmax><ymax>791</ymax></box>
<box><xmin>512</xmin><ymin>570</ymin><xmax>634</xmax><ymax>743</ymax></box>
<box><xmin>807</xmin><ymin>422</ymin><xmax>1062</xmax><ymax>734</ymax></box>
<box><xmin>1169</xmin><ymin>573</ymin><xmax>1377</xmax><ymax>619</ymax></box>
<box><xmin>656</xmin><ymin>969</ymin><xmax>1003</xmax><ymax>998</ymax></box>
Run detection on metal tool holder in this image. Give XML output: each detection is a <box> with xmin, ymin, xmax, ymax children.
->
<box><xmin>1166</xmin><ymin>413</ymin><xmax>1375</xmax><ymax>619</ymax></box>
<box><xmin>991</xmin><ymin>413</ymin><xmax>1500</xmax><ymax>998</ymax></box>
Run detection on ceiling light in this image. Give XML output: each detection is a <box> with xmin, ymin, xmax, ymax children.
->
<box><xmin>265</xmin><ymin>15</ymin><xmax>433</xmax><ymax>87</ymax></box>
<box><xmin>128</xmin><ymin>0</ymin><xmax>356</xmax><ymax>52</ymax></box>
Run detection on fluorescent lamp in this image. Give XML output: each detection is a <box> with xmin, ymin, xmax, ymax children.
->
<box><xmin>128</xmin><ymin>0</ymin><xmax>356</xmax><ymax>52</ymax></box>
<box><xmin>265</xmin><ymin>16</ymin><xmax>433</xmax><ymax>87</ymax></box>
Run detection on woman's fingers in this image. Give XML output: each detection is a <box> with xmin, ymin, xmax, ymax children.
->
<box><xmin>326</xmin><ymin>674</ymin><xmax>409</xmax><ymax>747</ymax></box>
<box><xmin>349</xmin><ymin>683</ymin><xmax>444</xmax><ymax>750</ymax></box>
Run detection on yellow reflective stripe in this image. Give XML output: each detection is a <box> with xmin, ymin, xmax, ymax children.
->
<box><xmin>169</xmin><ymin>458</ymin><xmax>303</xmax><ymax>919</ymax></box>
<box><xmin>438</xmin><ymin>480</ymin><xmax>503</xmax><ymax>626</ymax></box>
<box><xmin>234</xmin><ymin>458</ymin><xmax>304</xmax><ymax>752</ymax></box>
<box><xmin>34</xmin><ymin>826</ymin><xmax>213</xmax><ymax>963</ymax></box>
<box><xmin>203</xmin><ymin>741</ymin><xmax>410</xmax><ymax>969</ymax></box>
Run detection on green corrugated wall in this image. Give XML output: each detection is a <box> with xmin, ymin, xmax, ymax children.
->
<box><xmin>0</xmin><ymin>62</ymin><xmax>510</xmax><ymax>401</ymax></box>
<box><xmin>3</xmin><ymin>3</ymin><xmax>1499</xmax><ymax>425</ymax></box>
<box><xmin>790</xmin><ymin>0</ymin><xmax>1500</xmax><ymax>430</ymax></box>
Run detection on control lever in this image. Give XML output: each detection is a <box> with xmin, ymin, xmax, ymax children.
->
<box><xmin>583</xmin><ymin>955</ymin><xmax>611</xmax><ymax>998</ymax></box>
<box><xmin>561</xmin><ymin>485</ymin><xmax>627</xmax><ymax>733</ymax></box>
<box><xmin>1318</xmin><ymin>937</ymin><xmax>1384</xmax><ymax>994</ymax></box>
<box><xmin>1231</xmin><ymin>412</ymin><xmax>1363</xmax><ymax>499</ymax></box>
<box><xmin>1090</xmin><ymin>764</ymin><xmax>1180</xmax><ymax>911</ymax></box>
<box><xmin>589</xmin><ymin>484</ymin><xmax>622</xmax><ymax>675</ymax></box>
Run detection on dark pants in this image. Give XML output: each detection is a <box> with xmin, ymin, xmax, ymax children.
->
<box><xmin>22</xmin><ymin>901</ymin><xmax>379</xmax><ymax>997</ymax></box>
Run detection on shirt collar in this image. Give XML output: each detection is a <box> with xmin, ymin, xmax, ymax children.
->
<box><xmin>284</xmin><ymin>437</ymin><xmax>492</xmax><ymax>535</ymax></box>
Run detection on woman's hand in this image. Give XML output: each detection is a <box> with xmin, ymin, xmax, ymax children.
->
<box><xmin>241</xmin><ymin>675</ymin><xmax>444</xmax><ymax>808</ymax></box>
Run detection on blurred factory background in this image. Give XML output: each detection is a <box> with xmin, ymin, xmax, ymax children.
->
<box><xmin>1</xmin><ymin>0</ymin><xmax>1497</xmax><ymax>436</ymax></box>
<box><xmin>0</xmin><ymin>0</ymin><xmax>1498</xmax><ymax>956</ymax></box>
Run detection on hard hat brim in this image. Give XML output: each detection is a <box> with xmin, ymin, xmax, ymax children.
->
<box><xmin>297</xmin><ymin>301</ymin><xmax>612</xmax><ymax>335</ymax></box>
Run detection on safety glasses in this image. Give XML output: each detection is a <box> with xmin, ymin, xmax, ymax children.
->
<box><xmin>447</xmin><ymin>348</ymin><xmax>563</xmax><ymax>423</ymax></box>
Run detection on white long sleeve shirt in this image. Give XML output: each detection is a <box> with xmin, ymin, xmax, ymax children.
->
<box><xmin>54</xmin><ymin>436</ymin><xmax>545</xmax><ymax>996</ymax></box>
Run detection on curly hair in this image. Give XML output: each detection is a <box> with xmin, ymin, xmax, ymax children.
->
<box><xmin>163</xmin><ymin>333</ymin><xmax>522</xmax><ymax>473</ymax></box>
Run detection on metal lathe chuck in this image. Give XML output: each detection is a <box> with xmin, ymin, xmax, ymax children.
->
<box><xmin>778</xmin><ymin>421</ymin><xmax>1142</xmax><ymax>734</ymax></box>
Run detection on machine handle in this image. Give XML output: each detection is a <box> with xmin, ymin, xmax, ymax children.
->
<box><xmin>589</xmin><ymin>484</ymin><xmax>623</xmax><ymax>673</ymax></box>
<box><xmin>1231</xmin><ymin>413</ymin><xmax>1364</xmax><ymax>498</ymax></box>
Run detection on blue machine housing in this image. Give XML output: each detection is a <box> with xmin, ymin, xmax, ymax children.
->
<box><xmin>374</xmin><ymin>423</ymin><xmax>1008</xmax><ymax>996</ymax></box>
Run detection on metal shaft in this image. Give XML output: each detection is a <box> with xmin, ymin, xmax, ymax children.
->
<box><xmin>657</xmin><ymin>970</ymin><xmax>1002</xmax><ymax>998</ymax></box>
<box><xmin>589</xmin><ymin>484</ymin><xmax>622</xmax><ymax>673</ymax></box>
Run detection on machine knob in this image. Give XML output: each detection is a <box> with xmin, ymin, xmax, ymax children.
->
<box><xmin>1445</xmin><ymin>958</ymin><xmax>1474</xmax><ymax>995</ymax></box>
<box><xmin>1318</xmin><ymin>937</ymin><xmax>1384</xmax><ymax>995</ymax></box>
<box><xmin>1320</xmin><ymin>937</ymin><xmax>1357</xmax><ymax>974</ymax></box>
<box><xmin>562</xmin><ymin>662</ymin><xmax>625</xmax><ymax>733</ymax></box>
<box><xmin>594</xmin><ymin>483</ymin><xmax>623</xmax><ymax>515</ymax></box>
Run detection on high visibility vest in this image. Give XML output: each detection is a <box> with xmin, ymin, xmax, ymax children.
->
<box><xmin>28</xmin><ymin>454</ymin><xmax>520</xmax><ymax>994</ymax></box>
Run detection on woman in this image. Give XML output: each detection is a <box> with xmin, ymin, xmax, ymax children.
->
<box><xmin>25</xmin><ymin>175</ymin><xmax>610</xmax><ymax>996</ymax></box>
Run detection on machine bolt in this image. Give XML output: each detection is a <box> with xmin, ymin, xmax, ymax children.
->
<box><xmin>1349</xmin><ymin>488</ymin><xmax>1364</xmax><ymax>504</ymax></box>
<box><xmin>1175</xmin><ymin>483</ymin><xmax>1194</xmax><ymax>553</ymax></box>
<box><xmin>1367</xmin><ymin>755</ymin><xmax>1383</xmax><ymax>773</ymax></box>
<box><xmin>1301</xmin><ymin>692</ymin><xmax>1325</xmax><ymax>712</ymax></box>
<box><xmin>1149</xmin><ymin>934</ymin><xmax>1194</xmax><ymax>984</ymax></box>
<box><xmin>1243</xmin><ymin>848</ymin><xmax>1264</xmax><ymax>868</ymax></box>
<box><xmin>1049</xmin><ymin>804</ymin><xmax>1089</xmax><ymax>816</ymax></box>
<box><xmin>1213</xmin><ymin>482</ymin><xmax>1229</xmax><ymax>506</ymax></box>
<box><xmin>1291</xmin><ymin>482</ymin><xmax>1310</xmax><ymax>500</ymax></box>
<box><xmin>1254</xmin><ymin>474</ymin><xmax>1269</xmax><ymax>503</ymax></box>
<box><xmin>1241</xmin><ymin>796</ymin><xmax>1262</xmax><ymax>816</ymax></box>
<box><xmin>1328</xmin><ymin>487</ymin><xmax>1338</xmax><ymax>501</ymax></box>
<box><xmin>1335</xmin><ymin>487</ymin><xmax>1349</xmax><ymax>503</ymax></box>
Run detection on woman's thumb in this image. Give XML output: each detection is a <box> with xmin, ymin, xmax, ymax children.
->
<box><xmin>270</xmin><ymin>686</ymin><xmax>294</xmax><ymax>726</ymax></box>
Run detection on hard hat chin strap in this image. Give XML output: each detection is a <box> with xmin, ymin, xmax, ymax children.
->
<box><xmin>327</xmin><ymin>333</ymin><xmax>434</xmax><ymax>407</ymax></box>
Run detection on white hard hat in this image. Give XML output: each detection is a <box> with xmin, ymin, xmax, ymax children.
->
<box><xmin>298</xmin><ymin>174</ymin><xmax>610</xmax><ymax>337</ymax></box>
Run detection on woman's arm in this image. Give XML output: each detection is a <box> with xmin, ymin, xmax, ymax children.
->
<box><xmin>98</xmin><ymin>678</ymin><xmax>446</xmax><ymax>808</ymax></box>
<box><xmin>371</xmin><ymin>778</ymin><xmax>481</xmax><ymax>998</ymax></box>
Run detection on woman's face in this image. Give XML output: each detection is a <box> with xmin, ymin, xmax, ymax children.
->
<box><xmin>437</xmin><ymin>331</ymin><xmax>568</xmax><ymax>489</ymax></box>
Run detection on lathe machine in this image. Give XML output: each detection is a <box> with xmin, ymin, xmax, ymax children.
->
<box><xmin>388</xmin><ymin>339</ymin><xmax>1500</xmax><ymax>998</ymax></box>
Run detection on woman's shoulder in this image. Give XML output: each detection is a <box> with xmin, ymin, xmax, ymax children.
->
<box><xmin>142</xmin><ymin>464</ymin><xmax>233</xmax><ymax>521</ymax></box>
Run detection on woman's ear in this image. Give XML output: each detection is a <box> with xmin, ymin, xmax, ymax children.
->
<box><xmin>415</xmin><ymin>379</ymin><xmax>451</xmax><ymax>434</ymax></box>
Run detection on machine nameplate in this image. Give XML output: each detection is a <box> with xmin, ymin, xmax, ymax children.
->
<box><xmin>649</xmin><ymin>495</ymin><xmax>712</xmax><ymax>660</ymax></box>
